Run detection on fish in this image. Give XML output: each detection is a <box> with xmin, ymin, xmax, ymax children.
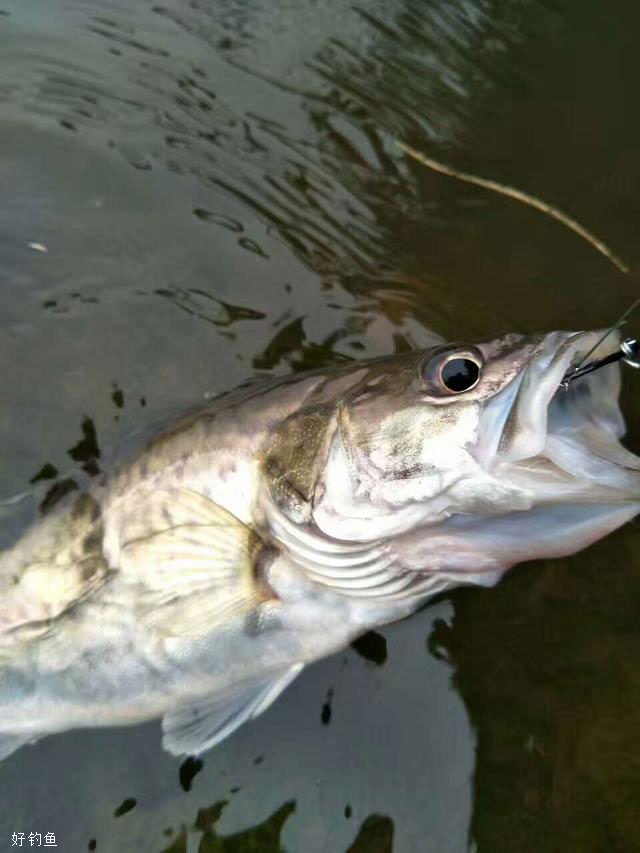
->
<box><xmin>0</xmin><ymin>328</ymin><xmax>639</xmax><ymax>763</ymax></box>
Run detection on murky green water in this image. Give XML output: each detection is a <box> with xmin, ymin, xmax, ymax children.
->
<box><xmin>1</xmin><ymin>0</ymin><xmax>640</xmax><ymax>850</ymax></box>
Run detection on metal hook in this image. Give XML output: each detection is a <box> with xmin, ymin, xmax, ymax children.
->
<box><xmin>561</xmin><ymin>337</ymin><xmax>640</xmax><ymax>389</ymax></box>
<box><xmin>621</xmin><ymin>337</ymin><xmax>640</xmax><ymax>368</ymax></box>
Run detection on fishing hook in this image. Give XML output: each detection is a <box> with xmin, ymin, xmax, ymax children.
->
<box><xmin>561</xmin><ymin>337</ymin><xmax>640</xmax><ymax>389</ymax></box>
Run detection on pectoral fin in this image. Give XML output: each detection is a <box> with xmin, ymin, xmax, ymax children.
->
<box><xmin>119</xmin><ymin>488</ymin><xmax>274</xmax><ymax>637</ymax></box>
<box><xmin>161</xmin><ymin>663</ymin><xmax>304</xmax><ymax>756</ymax></box>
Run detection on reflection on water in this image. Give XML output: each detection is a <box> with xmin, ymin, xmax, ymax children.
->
<box><xmin>114</xmin><ymin>799</ymin><xmax>138</xmax><ymax>819</ymax></box>
<box><xmin>346</xmin><ymin>814</ymin><xmax>394</xmax><ymax>853</ymax></box>
<box><xmin>1</xmin><ymin>0</ymin><xmax>640</xmax><ymax>850</ymax></box>
<box><xmin>154</xmin><ymin>288</ymin><xmax>266</xmax><ymax>329</ymax></box>
<box><xmin>180</xmin><ymin>757</ymin><xmax>204</xmax><ymax>793</ymax></box>
<box><xmin>162</xmin><ymin>799</ymin><xmax>296</xmax><ymax>853</ymax></box>
<box><xmin>350</xmin><ymin>630</ymin><xmax>388</xmax><ymax>666</ymax></box>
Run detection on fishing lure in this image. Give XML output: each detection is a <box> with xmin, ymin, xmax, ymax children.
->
<box><xmin>562</xmin><ymin>335</ymin><xmax>640</xmax><ymax>387</ymax></box>
<box><xmin>561</xmin><ymin>297</ymin><xmax>640</xmax><ymax>386</ymax></box>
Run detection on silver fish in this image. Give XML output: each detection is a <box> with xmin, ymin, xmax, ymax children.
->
<box><xmin>1</xmin><ymin>329</ymin><xmax>639</xmax><ymax>762</ymax></box>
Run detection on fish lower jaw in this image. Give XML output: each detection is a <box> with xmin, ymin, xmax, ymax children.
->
<box><xmin>495</xmin><ymin>434</ymin><xmax>640</xmax><ymax>506</ymax></box>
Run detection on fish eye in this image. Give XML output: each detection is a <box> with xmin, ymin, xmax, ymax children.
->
<box><xmin>420</xmin><ymin>347</ymin><xmax>484</xmax><ymax>396</ymax></box>
<box><xmin>439</xmin><ymin>357</ymin><xmax>481</xmax><ymax>393</ymax></box>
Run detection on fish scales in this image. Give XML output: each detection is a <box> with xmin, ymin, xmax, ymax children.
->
<box><xmin>0</xmin><ymin>330</ymin><xmax>639</xmax><ymax>761</ymax></box>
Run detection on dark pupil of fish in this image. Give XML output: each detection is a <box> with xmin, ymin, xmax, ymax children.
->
<box><xmin>441</xmin><ymin>358</ymin><xmax>479</xmax><ymax>392</ymax></box>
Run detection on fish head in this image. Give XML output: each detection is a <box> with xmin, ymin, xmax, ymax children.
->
<box><xmin>314</xmin><ymin>330</ymin><xmax>640</xmax><ymax>586</ymax></box>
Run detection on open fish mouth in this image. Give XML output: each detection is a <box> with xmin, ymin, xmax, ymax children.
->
<box><xmin>481</xmin><ymin>329</ymin><xmax>640</xmax><ymax>503</ymax></box>
<box><xmin>433</xmin><ymin>330</ymin><xmax>640</xmax><ymax>578</ymax></box>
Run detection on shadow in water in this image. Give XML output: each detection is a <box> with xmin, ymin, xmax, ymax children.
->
<box><xmin>438</xmin><ymin>526</ymin><xmax>640</xmax><ymax>853</ymax></box>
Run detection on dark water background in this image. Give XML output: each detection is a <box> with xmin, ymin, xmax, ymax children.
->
<box><xmin>1</xmin><ymin>0</ymin><xmax>640</xmax><ymax>850</ymax></box>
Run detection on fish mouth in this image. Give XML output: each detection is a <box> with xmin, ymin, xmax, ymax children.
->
<box><xmin>423</xmin><ymin>330</ymin><xmax>640</xmax><ymax>583</ymax></box>
<box><xmin>484</xmin><ymin>329</ymin><xmax>640</xmax><ymax>503</ymax></box>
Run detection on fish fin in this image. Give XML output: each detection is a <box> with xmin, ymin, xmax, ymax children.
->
<box><xmin>161</xmin><ymin>663</ymin><xmax>304</xmax><ymax>756</ymax></box>
<box><xmin>0</xmin><ymin>733</ymin><xmax>36</xmax><ymax>762</ymax></box>
<box><xmin>119</xmin><ymin>489</ymin><xmax>274</xmax><ymax>636</ymax></box>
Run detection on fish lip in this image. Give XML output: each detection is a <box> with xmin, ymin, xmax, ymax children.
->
<box><xmin>481</xmin><ymin>329</ymin><xmax>639</xmax><ymax>494</ymax></box>
<box><xmin>498</xmin><ymin>330</ymin><xmax>620</xmax><ymax>462</ymax></box>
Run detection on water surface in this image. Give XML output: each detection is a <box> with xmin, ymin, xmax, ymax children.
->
<box><xmin>1</xmin><ymin>1</ymin><xmax>640</xmax><ymax>851</ymax></box>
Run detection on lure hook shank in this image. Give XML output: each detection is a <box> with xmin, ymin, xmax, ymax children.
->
<box><xmin>561</xmin><ymin>337</ymin><xmax>640</xmax><ymax>389</ymax></box>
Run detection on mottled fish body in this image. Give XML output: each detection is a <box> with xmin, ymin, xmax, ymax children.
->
<box><xmin>1</xmin><ymin>330</ymin><xmax>639</xmax><ymax>761</ymax></box>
